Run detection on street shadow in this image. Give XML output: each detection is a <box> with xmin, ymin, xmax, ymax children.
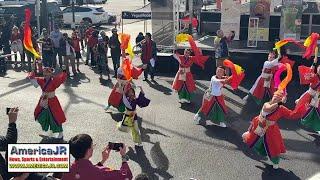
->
<box><xmin>8</xmin><ymin>78</ymin><xmax>29</xmax><ymax>87</ymax></box>
<box><xmin>127</xmin><ymin>145</ymin><xmax>173</xmax><ymax>180</ymax></box>
<box><xmin>64</xmin><ymin>72</ymin><xmax>91</xmax><ymax>87</ymax></box>
<box><xmin>0</xmin><ymin>83</ymin><xmax>32</xmax><ymax>98</ymax></box>
<box><xmin>99</xmin><ymin>77</ymin><xmax>114</xmax><ymax>89</ymax></box>
<box><xmin>256</xmin><ymin>163</ymin><xmax>301</xmax><ymax>180</ymax></box>
<box><xmin>39</xmin><ymin>135</ymin><xmax>67</xmax><ymax>144</ymax></box>
<box><xmin>106</xmin><ymin>111</ymin><xmax>123</xmax><ymax>122</ymax></box>
<box><xmin>179</xmin><ymin>102</ymin><xmax>197</xmax><ymax>114</ymax></box>
<box><xmin>136</xmin><ymin>116</ymin><xmax>169</xmax><ymax>144</ymax></box>
<box><xmin>224</xmin><ymin>85</ymin><xmax>248</xmax><ymax>99</ymax></box>
<box><xmin>309</xmin><ymin>133</ymin><xmax>320</xmax><ymax>147</ymax></box>
<box><xmin>146</xmin><ymin>80</ymin><xmax>172</xmax><ymax>95</ymax></box>
<box><xmin>204</xmin><ymin>125</ymin><xmax>264</xmax><ymax>162</ymax></box>
<box><xmin>240</xmin><ymin>95</ymin><xmax>263</xmax><ymax>121</ymax></box>
<box><xmin>65</xmin><ymin>77</ymin><xmax>81</xmax><ymax>87</ymax></box>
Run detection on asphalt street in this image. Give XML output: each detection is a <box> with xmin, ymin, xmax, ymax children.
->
<box><xmin>0</xmin><ymin>54</ymin><xmax>320</xmax><ymax>180</ymax></box>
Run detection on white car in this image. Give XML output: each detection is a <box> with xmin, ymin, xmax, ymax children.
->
<box><xmin>62</xmin><ymin>6</ymin><xmax>115</xmax><ymax>26</ymax></box>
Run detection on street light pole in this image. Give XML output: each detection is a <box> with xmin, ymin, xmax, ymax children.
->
<box><xmin>35</xmin><ymin>0</ymin><xmax>40</xmax><ymax>36</ymax></box>
<box><xmin>144</xmin><ymin>0</ymin><xmax>146</xmax><ymax>33</ymax></box>
<box><xmin>71</xmin><ymin>0</ymin><xmax>75</xmax><ymax>29</ymax></box>
<box><xmin>188</xmin><ymin>0</ymin><xmax>193</xmax><ymax>35</ymax></box>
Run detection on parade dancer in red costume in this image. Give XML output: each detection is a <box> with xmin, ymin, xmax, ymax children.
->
<box><xmin>249</xmin><ymin>50</ymin><xmax>281</xmax><ymax>105</ymax></box>
<box><xmin>194</xmin><ymin>66</ymin><xmax>232</xmax><ymax>127</ymax></box>
<box><xmin>104</xmin><ymin>58</ymin><xmax>145</xmax><ymax>112</ymax></box>
<box><xmin>28</xmin><ymin>67</ymin><xmax>67</xmax><ymax>139</ymax></box>
<box><xmin>172</xmin><ymin>49</ymin><xmax>206</xmax><ymax>103</ymax></box>
<box><xmin>242</xmin><ymin>90</ymin><xmax>304</xmax><ymax>169</ymax></box>
<box><xmin>296</xmin><ymin>52</ymin><xmax>320</xmax><ymax>134</ymax></box>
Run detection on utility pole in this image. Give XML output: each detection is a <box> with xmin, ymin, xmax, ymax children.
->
<box><xmin>144</xmin><ymin>0</ymin><xmax>146</xmax><ymax>33</ymax></box>
<box><xmin>35</xmin><ymin>0</ymin><xmax>40</xmax><ymax>36</ymax></box>
<box><xmin>188</xmin><ymin>0</ymin><xmax>193</xmax><ymax>35</ymax></box>
<box><xmin>40</xmin><ymin>0</ymin><xmax>48</xmax><ymax>32</ymax></box>
<box><xmin>71</xmin><ymin>0</ymin><xmax>76</xmax><ymax>29</ymax></box>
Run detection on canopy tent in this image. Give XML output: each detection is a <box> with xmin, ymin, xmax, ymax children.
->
<box><xmin>121</xmin><ymin>3</ymin><xmax>151</xmax><ymax>33</ymax></box>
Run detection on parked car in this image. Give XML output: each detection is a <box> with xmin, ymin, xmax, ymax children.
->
<box><xmin>0</xmin><ymin>2</ymin><xmax>63</xmax><ymax>28</ymax></box>
<box><xmin>57</xmin><ymin>0</ymin><xmax>107</xmax><ymax>5</ymax></box>
<box><xmin>62</xmin><ymin>6</ymin><xmax>116</xmax><ymax>26</ymax></box>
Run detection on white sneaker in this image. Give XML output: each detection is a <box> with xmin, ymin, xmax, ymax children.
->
<box><xmin>219</xmin><ymin>122</ymin><xmax>227</xmax><ymax>128</ymax></box>
<box><xmin>317</xmin><ymin>131</ymin><xmax>320</xmax><ymax>135</ymax></box>
<box><xmin>185</xmin><ymin>100</ymin><xmax>191</xmax><ymax>104</ymax></box>
<box><xmin>58</xmin><ymin>132</ymin><xmax>64</xmax><ymax>139</ymax></box>
<box><xmin>40</xmin><ymin>131</ymin><xmax>50</xmax><ymax>137</ymax></box>
<box><xmin>104</xmin><ymin>105</ymin><xmax>110</xmax><ymax>111</ymax></box>
<box><xmin>273</xmin><ymin>164</ymin><xmax>279</xmax><ymax>169</ymax></box>
<box><xmin>194</xmin><ymin>114</ymin><xmax>201</xmax><ymax>125</ymax></box>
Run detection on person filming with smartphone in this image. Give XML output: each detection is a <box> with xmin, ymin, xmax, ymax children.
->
<box><xmin>0</xmin><ymin>107</ymin><xmax>19</xmax><ymax>180</ymax></box>
<box><xmin>62</xmin><ymin>134</ymin><xmax>132</xmax><ymax>180</ymax></box>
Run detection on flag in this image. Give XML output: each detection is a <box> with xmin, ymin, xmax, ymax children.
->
<box><xmin>273</xmin><ymin>38</ymin><xmax>305</xmax><ymax>50</ymax></box>
<box><xmin>24</xmin><ymin>8</ymin><xmax>40</xmax><ymax>59</ymax></box>
<box><xmin>298</xmin><ymin>65</ymin><xmax>314</xmax><ymax>85</ymax></box>
<box><xmin>120</xmin><ymin>33</ymin><xmax>130</xmax><ymax>49</ymax></box>
<box><xmin>223</xmin><ymin>59</ymin><xmax>245</xmax><ymax>90</ymax></box>
<box><xmin>187</xmin><ymin>35</ymin><xmax>209</xmax><ymax>69</ymax></box>
<box><xmin>176</xmin><ymin>33</ymin><xmax>191</xmax><ymax>43</ymax></box>
<box><xmin>119</xmin><ymin>33</ymin><xmax>134</xmax><ymax>59</ymax></box>
<box><xmin>121</xmin><ymin>58</ymin><xmax>132</xmax><ymax>80</ymax></box>
<box><xmin>277</xmin><ymin>63</ymin><xmax>292</xmax><ymax>91</ymax></box>
<box><xmin>303</xmin><ymin>33</ymin><xmax>319</xmax><ymax>60</ymax></box>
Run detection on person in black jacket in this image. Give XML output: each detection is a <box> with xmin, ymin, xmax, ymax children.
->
<box><xmin>0</xmin><ymin>20</ymin><xmax>12</xmax><ymax>60</ymax></box>
<box><xmin>0</xmin><ymin>107</ymin><xmax>18</xmax><ymax>180</ymax></box>
<box><xmin>108</xmin><ymin>28</ymin><xmax>121</xmax><ymax>78</ymax></box>
<box><xmin>135</xmin><ymin>32</ymin><xmax>144</xmax><ymax>48</ymax></box>
<box><xmin>60</xmin><ymin>33</ymin><xmax>76</xmax><ymax>76</ymax></box>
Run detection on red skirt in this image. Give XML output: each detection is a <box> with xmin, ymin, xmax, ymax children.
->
<box><xmin>199</xmin><ymin>95</ymin><xmax>227</xmax><ymax>116</ymax></box>
<box><xmin>108</xmin><ymin>88</ymin><xmax>122</xmax><ymax>108</ymax></box>
<box><xmin>250</xmin><ymin>77</ymin><xmax>275</xmax><ymax>101</ymax></box>
<box><xmin>172</xmin><ymin>72</ymin><xmax>196</xmax><ymax>93</ymax></box>
<box><xmin>34</xmin><ymin>97</ymin><xmax>66</xmax><ymax>125</ymax></box>
<box><xmin>243</xmin><ymin>116</ymin><xmax>286</xmax><ymax>158</ymax></box>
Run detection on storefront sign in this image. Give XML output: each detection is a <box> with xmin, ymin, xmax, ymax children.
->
<box><xmin>281</xmin><ymin>0</ymin><xmax>303</xmax><ymax>40</ymax></box>
<box><xmin>247</xmin><ymin>17</ymin><xmax>259</xmax><ymax>47</ymax></box>
<box><xmin>250</xmin><ymin>0</ymin><xmax>271</xmax><ymax>41</ymax></box>
<box><xmin>221</xmin><ymin>0</ymin><xmax>241</xmax><ymax>40</ymax></box>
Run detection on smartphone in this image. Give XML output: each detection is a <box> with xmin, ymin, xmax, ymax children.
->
<box><xmin>108</xmin><ymin>142</ymin><xmax>123</xmax><ymax>151</ymax></box>
<box><xmin>6</xmin><ymin>108</ymin><xmax>11</xmax><ymax>115</ymax></box>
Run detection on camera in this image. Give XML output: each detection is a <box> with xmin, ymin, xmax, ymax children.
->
<box><xmin>108</xmin><ymin>142</ymin><xmax>123</xmax><ymax>151</ymax></box>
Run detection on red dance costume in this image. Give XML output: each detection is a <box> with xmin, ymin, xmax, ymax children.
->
<box><xmin>172</xmin><ymin>53</ymin><xmax>207</xmax><ymax>102</ymax></box>
<box><xmin>194</xmin><ymin>75</ymin><xmax>231</xmax><ymax>126</ymax></box>
<box><xmin>107</xmin><ymin>67</ymin><xmax>143</xmax><ymax>112</ymax></box>
<box><xmin>242</xmin><ymin>105</ymin><xmax>303</xmax><ymax>165</ymax></box>
<box><xmin>249</xmin><ymin>57</ymin><xmax>280</xmax><ymax>104</ymax></box>
<box><xmin>296</xmin><ymin>72</ymin><xmax>320</xmax><ymax>132</ymax></box>
<box><xmin>29</xmin><ymin>71</ymin><xmax>67</xmax><ymax>134</ymax></box>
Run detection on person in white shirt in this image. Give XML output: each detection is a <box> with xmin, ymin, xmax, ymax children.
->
<box><xmin>194</xmin><ymin>66</ymin><xmax>231</xmax><ymax>127</ymax></box>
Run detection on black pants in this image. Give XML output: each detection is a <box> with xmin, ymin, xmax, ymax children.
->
<box><xmin>144</xmin><ymin>62</ymin><xmax>155</xmax><ymax>80</ymax></box>
<box><xmin>3</xmin><ymin>45</ymin><xmax>11</xmax><ymax>60</ymax></box>
<box><xmin>111</xmin><ymin>55</ymin><xmax>120</xmax><ymax>75</ymax></box>
<box><xmin>53</xmin><ymin>48</ymin><xmax>63</xmax><ymax>68</ymax></box>
<box><xmin>87</xmin><ymin>47</ymin><xmax>96</xmax><ymax>66</ymax></box>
